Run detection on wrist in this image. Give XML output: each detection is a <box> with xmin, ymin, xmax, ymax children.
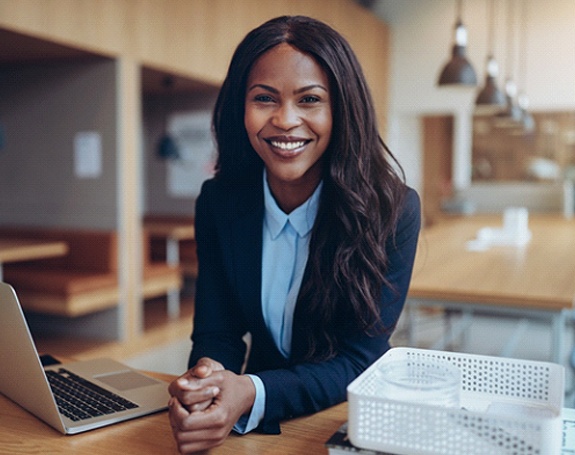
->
<box><xmin>235</xmin><ymin>374</ymin><xmax>254</xmax><ymax>415</ymax></box>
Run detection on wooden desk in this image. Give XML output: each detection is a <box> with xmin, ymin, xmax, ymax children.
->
<box><xmin>408</xmin><ymin>214</ymin><xmax>575</xmax><ymax>366</ymax></box>
<box><xmin>143</xmin><ymin>216</ymin><xmax>195</xmax><ymax>266</ymax></box>
<box><xmin>0</xmin><ymin>238</ymin><xmax>68</xmax><ymax>282</ymax></box>
<box><xmin>0</xmin><ymin>370</ymin><xmax>347</xmax><ymax>455</ymax></box>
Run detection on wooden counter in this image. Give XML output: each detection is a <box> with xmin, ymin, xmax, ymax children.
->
<box><xmin>407</xmin><ymin>214</ymin><xmax>575</xmax><ymax>370</ymax></box>
<box><xmin>0</xmin><ymin>369</ymin><xmax>347</xmax><ymax>455</ymax></box>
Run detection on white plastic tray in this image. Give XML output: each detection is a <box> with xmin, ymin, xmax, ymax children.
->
<box><xmin>347</xmin><ymin>347</ymin><xmax>565</xmax><ymax>455</ymax></box>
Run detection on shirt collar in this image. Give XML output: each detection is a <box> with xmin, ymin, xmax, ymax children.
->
<box><xmin>263</xmin><ymin>170</ymin><xmax>322</xmax><ymax>239</ymax></box>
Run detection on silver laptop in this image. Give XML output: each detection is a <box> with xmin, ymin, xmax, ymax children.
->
<box><xmin>0</xmin><ymin>282</ymin><xmax>170</xmax><ymax>434</ymax></box>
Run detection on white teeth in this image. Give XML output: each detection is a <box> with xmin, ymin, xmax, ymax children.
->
<box><xmin>270</xmin><ymin>140</ymin><xmax>306</xmax><ymax>151</ymax></box>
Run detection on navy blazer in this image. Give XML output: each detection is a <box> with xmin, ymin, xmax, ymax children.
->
<box><xmin>189</xmin><ymin>174</ymin><xmax>421</xmax><ymax>434</ymax></box>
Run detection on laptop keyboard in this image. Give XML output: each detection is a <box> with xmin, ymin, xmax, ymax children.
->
<box><xmin>46</xmin><ymin>368</ymin><xmax>139</xmax><ymax>421</ymax></box>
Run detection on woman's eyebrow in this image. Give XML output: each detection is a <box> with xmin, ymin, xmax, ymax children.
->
<box><xmin>294</xmin><ymin>84</ymin><xmax>328</xmax><ymax>94</ymax></box>
<box><xmin>246</xmin><ymin>83</ymin><xmax>328</xmax><ymax>94</ymax></box>
<box><xmin>247</xmin><ymin>83</ymin><xmax>278</xmax><ymax>93</ymax></box>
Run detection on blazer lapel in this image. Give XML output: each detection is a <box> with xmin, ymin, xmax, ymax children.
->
<box><xmin>229</xmin><ymin>182</ymin><xmax>268</xmax><ymax>333</ymax></box>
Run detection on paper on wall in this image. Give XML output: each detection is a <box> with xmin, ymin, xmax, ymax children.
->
<box><xmin>166</xmin><ymin>112</ymin><xmax>216</xmax><ymax>198</ymax></box>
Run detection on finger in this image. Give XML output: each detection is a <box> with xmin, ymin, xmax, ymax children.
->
<box><xmin>170</xmin><ymin>401</ymin><xmax>215</xmax><ymax>453</ymax></box>
<box><xmin>168</xmin><ymin>397</ymin><xmax>189</xmax><ymax>432</ymax></box>
<box><xmin>179</xmin><ymin>385</ymin><xmax>220</xmax><ymax>408</ymax></box>
<box><xmin>174</xmin><ymin>427</ymin><xmax>224</xmax><ymax>455</ymax></box>
<box><xmin>196</xmin><ymin>357</ymin><xmax>224</xmax><ymax>372</ymax></box>
<box><xmin>168</xmin><ymin>369</ymin><xmax>196</xmax><ymax>396</ymax></box>
<box><xmin>180</xmin><ymin>376</ymin><xmax>221</xmax><ymax>411</ymax></box>
<box><xmin>189</xmin><ymin>397</ymin><xmax>214</xmax><ymax>413</ymax></box>
<box><xmin>175</xmin><ymin>364</ymin><xmax>214</xmax><ymax>389</ymax></box>
<box><xmin>170</xmin><ymin>397</ymin><xmax>221</xmax><ymax>432</ymax></box>
<box><xmin>168</xmin><ymin>371</ymin><xmax>219</xmax><ymax>397</ymax></box>
<box><xmin>191</xmin><ymin>357</ymin><xmax>224</xmax><ymax>378</ymax></box>
<box><xmin>190</xmin><ymin>362</ymin><xmax>212</xmax><ymax>379</ymax></box>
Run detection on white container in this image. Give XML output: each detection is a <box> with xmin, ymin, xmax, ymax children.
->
<box><xmin>347</xmin><ymin>347</ymin><xmax>565</xmax><ymax>455</ymax></box>
<box><xmin>503</xmin><ymin>206</ymin><xmax>529</xmax><ymax>239</ymax></box>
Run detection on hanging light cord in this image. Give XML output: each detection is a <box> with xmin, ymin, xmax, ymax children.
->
<box><xmin>505</xmin><ymin>0</ymin><xmax>516</xmax><ymax>82</ymax></box>
<box><xmin>454</xmin><ymin>0</ymin><xmax>465</xmax><ymax>46</ymax></box>
<box><xmin>487</xmin><ymin>0</ymin><xmax>494</xmax><ymax>58</ymax></box>
<box><xmin>518</xmin><ymin>0</ymin><xmax>528</xmax><ymax>91</ymax></box>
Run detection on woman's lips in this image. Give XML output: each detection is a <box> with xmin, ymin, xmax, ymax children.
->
<box><xmin>270</xmin><ymin>139</ymin><xmax>306</xmax><ymax>150</ymax></box>
<box><xmin>265</xmin><ymin>138</ymin><xmax>311</xmax><ymax>157</ymax></box>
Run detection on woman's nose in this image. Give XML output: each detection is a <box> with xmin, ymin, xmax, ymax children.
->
<box><xmin>271</xmin><ymin>103</ymin><xmax>301</xmax><ymax>130</ymax></box>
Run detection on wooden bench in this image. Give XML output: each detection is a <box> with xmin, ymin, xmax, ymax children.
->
<box><xmin>0</xmin><ymin>226</ymin><xmax>182</xmax><ymax>318</ymax></box>
<box><xmin>0</xmin><ymin>227</ymin><xmax>119</xmax><ymax>317</ymax></box>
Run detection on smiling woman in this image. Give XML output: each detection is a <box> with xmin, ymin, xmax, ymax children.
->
<box><xmin>167</xmin><ymin>15</ymin><xmax>421</xmax><ymax>454</ymax></box>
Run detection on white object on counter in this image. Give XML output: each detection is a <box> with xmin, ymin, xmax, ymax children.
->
<box><xmin>466</xmin><ymin>207</ymin><xmax>532</xmax><ymax>251</ymax></box>
<box><xmin>563</xmin><ymin>179</ymin><xmax>574</xmax><ymax>219</ymax></box>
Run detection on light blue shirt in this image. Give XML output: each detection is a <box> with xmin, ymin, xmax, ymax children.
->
<box><xmin>234</xmin><ymin>171</ymin><xmax>322</xmax><ymax>434</ymax></box>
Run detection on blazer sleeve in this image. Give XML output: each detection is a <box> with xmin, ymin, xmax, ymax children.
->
<box><xmin>255</xmin><ymin>188</ymin><xmax>421</xmax><ymax>434</ymax></box>
<box><xmin>188</xmin><ymin>179</ymin><xmax>250</xmax><ymax>373</ymax></box>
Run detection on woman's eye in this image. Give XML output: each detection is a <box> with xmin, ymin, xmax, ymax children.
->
<box><xmin>301</xmin><ymin>95</ymin><xmax>321</xmax><ymax>103</ymax></box>
<box><xmin>254</xmin><ymin>94</ymin><xmax>274</xmax><ymax>103</ymax></box>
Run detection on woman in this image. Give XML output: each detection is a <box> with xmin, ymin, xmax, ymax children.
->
<box><xmin>168</xmin><ymin>15</ymin><xmax>420</xmax><ymax>453</ymax></box>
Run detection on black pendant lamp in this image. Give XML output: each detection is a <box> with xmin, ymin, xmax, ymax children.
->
<box><xmin>495</xmin><ymin>0</ymin><xmax>523</xmax><ymax>126</ymax></box>
<box><xmin>475</xmin><ymin>55</ymin><xmax>506</xmax><ymax>106</ymax></box>
<box><xmin>438</xmin><ymin>0</ymin><xmax>478</xmax><ymax>86</ymax></box>
<box><xmin>494</xmin><ymin>0</ymin><xmax>535</xmax><ymax>134</ymax></box>
<box><xmin>476</xmin><ymin>0</ymin><xmax>506</xmax><ymax>108</ymax></box>
<box><xmin>156</xmin><ymin>76</ymin><xmax>180</xmax><ymax>160</ymax></box>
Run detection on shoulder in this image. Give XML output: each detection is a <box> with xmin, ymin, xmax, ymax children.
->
<box><xmin>402</xmin><ymin>187</ymin><xmax>421</xmax><ymax>217</ymax></box>
<box><xmin>394</xmin><ymin>186</ymin><xmax>421</xmax><ymax>241</ymax></box>
<box><xmin>196</xmin><ymin>175</ymin><xmax>264</xmax><ymax>219</ymax></box>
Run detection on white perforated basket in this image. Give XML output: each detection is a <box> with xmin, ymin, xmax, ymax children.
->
<box><xmin>347</xmin><ymin>347</ymin><xmax>565</xmax><ymax>455</ymax></box>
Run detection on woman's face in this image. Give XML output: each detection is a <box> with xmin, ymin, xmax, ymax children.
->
<box><xmin>245</xmin><ymin>43</ymin><xmax>332</xmax><ymax>207</ymax></box>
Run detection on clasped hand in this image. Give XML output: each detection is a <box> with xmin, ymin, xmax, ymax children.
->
<box><xmin>168</xmin><ymin>357</ymin><xmax>256</xmax><ymax>454</ymax></box>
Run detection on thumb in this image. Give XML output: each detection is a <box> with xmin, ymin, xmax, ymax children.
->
<box><xmin>168</xmin><ymin>368</ymin><xmax>200</xmax><ymax>395</ymax></box>
<box><xmin>192</xmin><ymin>357</ymin><xmax>224</xmax><ymax>378</ymax></box>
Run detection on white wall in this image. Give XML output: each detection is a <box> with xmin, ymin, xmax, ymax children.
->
<box><xmin>0</xmin><ymin>59</ymin><xmax>118</xmax><ymax>229</ymax></box>
<box><xmin>373</xmin><ymin>0</ymin><xmax>575</xmax><ymax>193</ymax></box>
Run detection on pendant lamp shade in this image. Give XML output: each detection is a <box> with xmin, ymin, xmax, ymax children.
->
<box><xmin>494</xmin><ymin>77</ymin><xmax>523</xmax><ymax>129</ymax></box>
<box><xmin>475</xmin><ymin>0</ymin><xmax>505</xmax><ymax>108</ymax></box>
<box><xmin>157</xmin><ymin>135</ymin><xmax>180</xmax><ymax>160</ymax></box>
<box><xmin>438</xmin><ymin>3</ymin><xmax>477</xmax><ymax>87</ymax></box>
<box><xmin>476</xmin><ymin>55</ymin><xmax>506</xmax><ymax>105</ymax></box>
<box><xmin>517</xmin><ymin>91</ymin><xmax>535</xmax><ymax>132</ymax></box>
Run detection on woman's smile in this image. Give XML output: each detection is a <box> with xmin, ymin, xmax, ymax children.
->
<box><xmin>265</xmin><ymin>136</ymin><xmax>311</xmax><ymax>156</ymax></box>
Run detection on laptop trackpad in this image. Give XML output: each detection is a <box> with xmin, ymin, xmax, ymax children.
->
<box><xmin>95</xmin><ymin>370</ymin><xmax>160</xmax><ymax>391</ymax></box>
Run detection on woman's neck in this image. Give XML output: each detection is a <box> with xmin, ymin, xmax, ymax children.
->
<box><xmin>268</xmin><ymin>178</ymin><xmax>320</xmax><ymax>214</ymax></box>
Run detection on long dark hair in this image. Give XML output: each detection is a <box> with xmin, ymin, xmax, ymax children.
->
<box><xmin>213</xmin><ymin>15</ymin><xmax>407</xmax><ymax>361</ymax></box>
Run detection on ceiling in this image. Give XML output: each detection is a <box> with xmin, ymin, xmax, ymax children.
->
<box><xmin>0</xmin><ymin>27</ymin><xmax>218</xmax><ymax>94</ymax></box>
<box><xmin>0</xmin><ymin>28</ymin><xmax>99</xmax><ymax>64</ymax></box>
